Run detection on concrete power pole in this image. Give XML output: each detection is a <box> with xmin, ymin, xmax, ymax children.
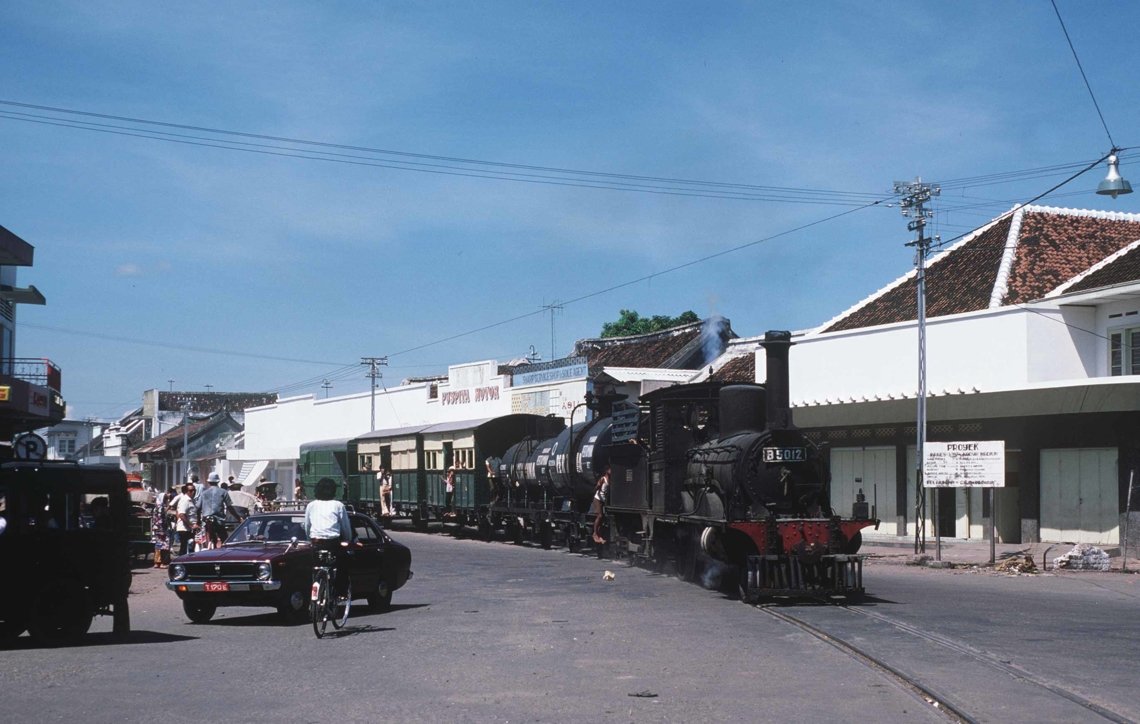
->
<box><xmin>543</xmin><ymin>301</ymin><xmax>563</xmax><ymax>360</ymax></box>
<box><xmin>361</xmin><ymin>357</ymin><xmax>389</xmax><ymax>431</ymax></box>
<box><xmin>895</xmin><ymin>178</ymin><xmax>939</xmax><ymax>557</ymax></box>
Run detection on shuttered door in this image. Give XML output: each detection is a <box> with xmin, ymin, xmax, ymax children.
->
<box><xmin>831</xmin><ymin>447</ymin><xmax>897</xmax><ymax>536</ymax></box>
<box><xmin>1040</xmin><ymin>448</ymin><xmax>1118</xmax><ymax>545</ymax></box>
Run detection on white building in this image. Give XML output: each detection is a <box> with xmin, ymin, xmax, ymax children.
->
<box><xmin>711</xmin><ymin>205</ymin><xmax>1140</xmax><ymax>550</ymax></box>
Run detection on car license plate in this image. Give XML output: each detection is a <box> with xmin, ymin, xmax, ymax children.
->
<box><xmin>204</xmin><ymin>581</ymin><xmax>230</xmax><ymax>592</ymax></box>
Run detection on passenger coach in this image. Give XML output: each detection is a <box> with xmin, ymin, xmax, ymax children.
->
<box><xmin>351</xmin><ymin>414</ymin><xmax>565</xmax><ymax>529</ymax></box>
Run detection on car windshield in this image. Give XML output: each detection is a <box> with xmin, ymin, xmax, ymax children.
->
<box><xmin>226</xmin><ymin>515</ymin><xmax>306</xmax><ymax>544</ymax></box>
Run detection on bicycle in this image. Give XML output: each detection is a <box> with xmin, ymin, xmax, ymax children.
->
<box><xmin>311</xmin><ymin>547</ymin><xmax>352</xmax><ymax>638</ymax></box>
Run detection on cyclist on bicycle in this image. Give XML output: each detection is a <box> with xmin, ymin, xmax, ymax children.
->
<box><xmin>303</xmin><ymin>477</ymin><xmax>353</xmax><ymax>597</ymax></box>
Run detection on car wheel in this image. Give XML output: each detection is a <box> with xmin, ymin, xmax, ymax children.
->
<box><xmin>367</xmin><ymin>579</ymin><xmax>393</xmax><ymax>612</ymax></box>
<box><xmin>182</xmin><ymin>600</ymin><xmax>217</xmax><ymax>624</ymax></box>
<box><xmin>277</xmin><ymin>589</ymin><xmax>308</xmax><ymax>621</ymax></box>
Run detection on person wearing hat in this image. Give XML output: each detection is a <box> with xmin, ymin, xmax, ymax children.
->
<box><xmin>199</xmin><ymin>471</ymin><xmax>243</xmax><ymax>549</ymax></box>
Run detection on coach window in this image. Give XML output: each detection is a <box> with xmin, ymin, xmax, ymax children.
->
<box><xmin>1110</xmin><ymin>326</ymin><xmax>1140</xmax><ymax>375</ymax></box>
<box><xmin>454</xmin><ymin>449</ymin><xmax>474</xmax><ymax>470</ymax></box>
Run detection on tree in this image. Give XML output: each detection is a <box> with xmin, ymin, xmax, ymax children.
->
<box><xmin>600</xmin><ymin>309</ymin><xmax>699</xmax><ymax>338</ymax></box>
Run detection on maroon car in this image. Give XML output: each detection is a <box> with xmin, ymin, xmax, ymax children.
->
<box><xmin>166</xmin><ymin>511</ymin><xmax>412</xmax><ymax>623</ymax></box>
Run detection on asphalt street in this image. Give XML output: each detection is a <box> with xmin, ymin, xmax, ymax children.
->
<box><xmin>3</xmin><ymin>531</ymin><xmax>1139</xmax><ymax>723</ymax></box>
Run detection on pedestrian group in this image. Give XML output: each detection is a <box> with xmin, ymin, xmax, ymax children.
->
<box><xmin>151</xmin><ymin>471</ymin><xmax>245</xmax><ymax>567</ymax></box>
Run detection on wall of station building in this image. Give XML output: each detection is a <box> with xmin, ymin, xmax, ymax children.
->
<box><xmin>780</xmin><ymin>304</ymin><xmax>1098</xmax><ymax>406</ymax></box>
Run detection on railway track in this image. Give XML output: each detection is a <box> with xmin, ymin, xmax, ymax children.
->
<box><xmin>759</xmin><ymin>603</ymin><xmax>1132</xmax><ymax>723</ymax></box>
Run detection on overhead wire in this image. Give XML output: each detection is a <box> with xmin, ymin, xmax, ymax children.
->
<box><xmin>1050</xmin><ymin>0</ymin><xmax>1117</xmax><ymax>149</ymax></box>
<box><xmin>8</xmin><ymin>99</ymin><xmax>1134</xmax><ymax>401</ymax></box>
<box><xmin>0</xmin><ymin>103</ymin><xmax>883</xmax><ymax>206</ymax></box>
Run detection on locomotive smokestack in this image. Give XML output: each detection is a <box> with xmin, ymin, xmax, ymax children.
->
<box><xmin>760</xmin><ymin>330</ymin><xmax>794</xmax><ymax>430</ymax></box>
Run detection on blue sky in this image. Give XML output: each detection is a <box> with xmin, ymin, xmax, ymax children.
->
<box><xmin>2</xmin><ymin>1</ymin><xmax>1138</xmax><ymax>421</ymax></box>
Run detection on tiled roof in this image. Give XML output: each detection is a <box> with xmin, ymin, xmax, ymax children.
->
<box><xmin>709</xmin><ymin>354</ymin><xmax>755</xmax><ymax>383</ymax></box>
<box><xmin>574</xmin><ymin>318</ymin><xmax>735</xmax><ymax>372</ymax></box>
<box><xmin>823</xmin><ymin>206</ymin><xmax>1140</xmax><ymax>333</ymax></box>
<box><xmin>132</xmin><ymin>411</ymin><xmax>236</xmax><ymax>455</ymax></box>
<box><xmin>1053</xmin><ymin>239</ymin><xmax>1140</xmax><ymax>295</ymax></box>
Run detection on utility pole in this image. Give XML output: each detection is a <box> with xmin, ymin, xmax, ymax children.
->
<box><xmin>543</xmin><ymin>301</ymin><xmax>563</xmax><ymax>360</ymax></box>
<box><xmin>181</xmin><ymin>401</ymin><xmax>191</xmax><ymax>485</ymax></box>
<box><xmin>361</xmin><ymin>357</ymin><xmax>389</xmax><ymax>431</ymax></box>
<box><xmin>895</xmin><ymin>178</ymin><xmax>939</xmax><ymax>557</ymax></box>
<box><xmin>321</xmin><ymin>379</ymin><xmax>332</xmax><ymax>398</ymax></box>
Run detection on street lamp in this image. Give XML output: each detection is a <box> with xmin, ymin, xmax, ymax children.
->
<box><xmin>1097</xmin><ymin>152</ymin><xmax>1133</xmax><ymax>198</ymax></box>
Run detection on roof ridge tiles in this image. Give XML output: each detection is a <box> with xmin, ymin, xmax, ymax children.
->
<box><xmin>1019</xmin><ymin>204</ymin><xmax>1140</xmax><ymax>223</ymax></box>
<box><xmin>990</xmin><ymin>206</ymin><xmax>1027</xmax><ymax>308</ymax></box>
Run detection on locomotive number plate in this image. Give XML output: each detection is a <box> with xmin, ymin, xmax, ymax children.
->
<box><xmin>762</xmin><ymin>447</ymin><xmax>806</xmax><ymax>463</ymax></box>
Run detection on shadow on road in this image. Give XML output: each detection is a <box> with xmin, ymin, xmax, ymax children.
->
<box><xmin>198</xmin><ymin>602</ymin><xmax>430</xmax><ymax>628</ymax></box>
<box><xmin>1</xmin><ymin>630</ymin><xmax>198</xmax><ymax>650</ymax></box>
<box><xmin>316</xmin><ymin>623</ymin><xmax>395</xmax><ymax>639</ymax></box>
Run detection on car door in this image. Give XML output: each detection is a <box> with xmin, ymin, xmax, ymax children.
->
<box><xmin>348</xmin><ymin>515</ymin><xmax>383</xmax><ymax>594</ymax></box>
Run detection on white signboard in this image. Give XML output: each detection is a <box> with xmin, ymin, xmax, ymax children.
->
<box><xmin>924</xmin><ymin>441</ymin><xmax>1005</xmax><ymax>488</ymax></box>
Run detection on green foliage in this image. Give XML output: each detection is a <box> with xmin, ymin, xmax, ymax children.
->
<box><xmin>600</xmin><ymin>309</ymin><xmax>700</xmax><ymax>338</ymax></box>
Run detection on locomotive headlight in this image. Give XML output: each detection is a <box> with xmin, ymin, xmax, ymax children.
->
<box><xmin>256</xmin><ymin>562</ymin><xmax>273</xmax><ymax>581</ymax></box>
<box><xmin>170</xmin><ymin>564</ymin><xmax>187</xmax><ymax>581</ymax></box>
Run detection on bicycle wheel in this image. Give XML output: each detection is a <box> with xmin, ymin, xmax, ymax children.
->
<box><xmin>311</xmin><ymin>570</ymin><xmax>330</xmax><ymax>639</ymax></box>
<box><xmin>331</xmin><ymin>578</ymin><xmax>352</xmax><ymax>630</ymax></box>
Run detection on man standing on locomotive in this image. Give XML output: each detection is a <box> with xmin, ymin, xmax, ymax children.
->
<box><xmin>592</xmin><ymin>465</ymin><xmax>610</xmax><ymax>545</ymax></box>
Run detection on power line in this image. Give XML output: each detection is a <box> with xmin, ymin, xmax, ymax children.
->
<box><xmin>1050</xmin><ymin>0</ymin><xmax>1116</xmax><ymax>149</ymax></box>
<box><xmin>20</xmin><ymin>321</ymin><xmax>352</xmax><ymax>367</ymax></box>
<box><xmin>382</xmin><ymin>197</ymin><xmax>891</xmax><ymax>360</ymax></box>
<box><xmin>0</xmin><ymin>101</ymin><xmax>884</xmax><ymax>206</ymax></box>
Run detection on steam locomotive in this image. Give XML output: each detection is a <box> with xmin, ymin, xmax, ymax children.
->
<box><xmin>487</xmin><ymin>330</ymin><xmax>877</xmax><ymax>599</ymax></box>
<box><xmin>302</xmin><ymin>330</ymin><xmax>876</xmax><ymax>599</ymax></box>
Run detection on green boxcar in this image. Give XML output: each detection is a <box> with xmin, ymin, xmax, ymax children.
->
<box><xmin>298</xmin><ymin>438</ymin><xmax>352</xmax><ymax>499</ymax></box>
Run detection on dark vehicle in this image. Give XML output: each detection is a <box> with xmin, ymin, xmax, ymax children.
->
<box><xmin>0</xmin><ymin>462</ymin><xmax>132</xmax><ymax>644</ymax></box>
<box><xmin>166</xmin><ymin>511</ymin><xmax>412</xmax><ymax>623</ymax></box>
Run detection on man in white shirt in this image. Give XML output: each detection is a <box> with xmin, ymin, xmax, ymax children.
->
<box><xmin>171</xmin><ymin>483</ymin><xmax>199</xmax><ymax>556</ymax></box>
<box><xmin>304</xmin><ymin>477</ymin><xmax>353</xmax><ymax>595</ymax></box>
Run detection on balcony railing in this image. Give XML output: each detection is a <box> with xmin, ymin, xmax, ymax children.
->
<box><xmin>1</xmin><ymin>357</ymin><xmax>62</xmax><ymax>392</ymax></box>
